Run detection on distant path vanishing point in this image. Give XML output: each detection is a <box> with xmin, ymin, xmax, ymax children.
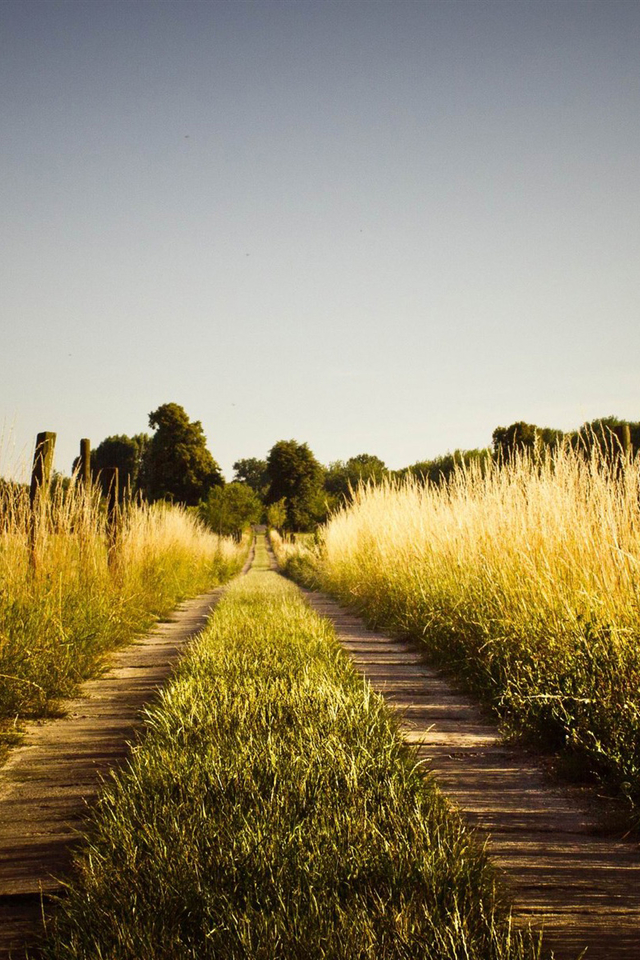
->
<box><xmin>298</xmin><ymin>583</ymin><xmax>640</xmax><ymax>960</ymax></box>
<box><xmin>0</xmin><ymin>538</ymin><xmax>255</xmax><ymax>959</ymax></box>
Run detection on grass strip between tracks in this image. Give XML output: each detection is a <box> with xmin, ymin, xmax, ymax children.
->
<box><xmin>40</xmin><ymin>540</ymin><xmax>544</xmax><ymax>960</ymax></box>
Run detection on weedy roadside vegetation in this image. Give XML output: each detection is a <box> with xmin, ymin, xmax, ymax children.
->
<box><xmin>0</xmin><ymin>479</ymin><xmax>245</xmax><ymax>732</ymax></box>
<box><xmin>269</xmin><ymin>529</ymin><xmax>321</xmax><ymax>587</ymax></box>
<box><xmin>303</xmin><ymin>444</ymin><xmax>640</xmax><ymax>815</ymax></box>
<box><xmin>41</xmin><ymin>541</ymin><xmax>544</xmax><ymax>960</ymax></box>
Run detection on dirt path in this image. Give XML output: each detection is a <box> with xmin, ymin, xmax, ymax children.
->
<box><xmin>0</xmin><ymin>552</ymin><xmax>252</xmax><ymax>958</ymax></box>
<box><xmin>3</xmin><ymin>534</ymin><xmax>639</xmax><ymax>959</ymax></box>
<box><xmin>301</xmin><ymin>588</ymin><xmax>640</xmax><ymax>960</ymax></box>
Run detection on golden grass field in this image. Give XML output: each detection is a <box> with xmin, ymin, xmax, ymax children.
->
<box><xmin>0</xmin><ymin>478</ymin><xmax>244</xmax><ymax>725</ymax></box>
<box><xmin>277</xmin><ymin>445</ymin><xmax>640</xmax><ymax>810</ymax></box>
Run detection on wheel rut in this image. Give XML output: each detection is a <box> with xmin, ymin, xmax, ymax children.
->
<box><xmin>0</xmin><ymin>548</ymin><xmax>253</xmax><ymax>958</ymax></box>
<box><xmin>300</xmin><ymin>588</ymin><xmax>640</xmax><ymax>960</ymax></box>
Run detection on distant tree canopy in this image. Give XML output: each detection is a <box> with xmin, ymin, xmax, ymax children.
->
<box><xmin>573</xmin><ymin>417</ymin><xmax>640</xmax><ymax>456</ymax></box>
<box><xmin>398</xmin><ymin>448</ymin><xmax>492</xmax><ymax>486</ymax></box>
<box><xmin>265</xmin><ymin>440</ymin><xmax>325</xmax><ymax>532</ymax></box>
<box><xmin>232</xmin><ymin>457</ymin><xmax>268</xmax><ymax>495</ymax></box>
<box><xmin>266</xmin><ymin>497</ymin><xmax>287</xmax><ymax>532</ymax></box>
<box><xmin>198</xmin><ymin>482</ymin><xmax>262</xmax><ymax>538</ymax></box>
<box><xmin>67</xmin><ymin>409</ymin><xmax>639</xmax><ymax>528</ymax></box>
<box><xmin>324</xmin><ymin>454</ymin><xmax>387</xmax><ymax>501</ymax></box>
<box><xmin>492</xmin><ymin>421</ymin><xmax>563</xmax><ymax>461</ymax></box>
<box><xmin>82</xmin><ymin>434</ymin><xmax>149</xmax><ymax>498</ymax></box>
<box><xmin>144</xmin><ymin>403</ymin><xmax>223</xmax><ymax>506</ymax></box>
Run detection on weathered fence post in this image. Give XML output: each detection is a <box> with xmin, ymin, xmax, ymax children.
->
<box><xmin>30</xmin><ymin>432</ymin><xmax>56</xmax><ymax>507</ymax></box>
<box><xmin>103</xmin><ymin>466</ymin><xmax>119</xmax><ymax>568</ymax></box>
<box><xmin>79</xmin><ymin>438</ymin><xmax>91</xmax><ymax>487</ymax></box>
<box><xmin>29</xmin><ymin>432</ymin><xmax>56</xmax><ymax>570</ymax></box>
<box><xmin>611</xmin><ymin>425</ymin><xmax>632</xmax><ymax>484</ymax></box>
<box><xmin>76</xmin><ymin>439</ymin><xmax>92</xmax><ymax>573</ymax></box>
<box><xmin>613</xmin><ymin>424</ymin><xmax>632</xmax><ymax>457</ymax></box>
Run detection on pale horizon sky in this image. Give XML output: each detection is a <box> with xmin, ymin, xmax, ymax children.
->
<box><xmin>2</xmin><ymin>0</ymin><xmax>639</xmax><ymax>481</ymax></box>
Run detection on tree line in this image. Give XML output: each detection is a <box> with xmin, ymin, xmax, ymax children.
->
<box><xmin>397</xmin><ymin>417</ymin><xmax>636</xmax><ymax>485</ymax></box>
<box><xmin>76</xmin><ymin>404</ymin><xmax>638</xmax><ymax>537</ymax></box>
<box><xmin>76</xmin><ymin>403</ymin><xmax>387</xmax><ymax>537</ymax></box>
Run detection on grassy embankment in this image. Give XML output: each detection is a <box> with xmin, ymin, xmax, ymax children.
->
<box><xmin>41</xmin><ymin>537</ymin><xmax>543</xmax><ymax>960</ymax></box>
<box><xmin>274</xmin><ymin>445</ymin><xmax>640</xmax><ymax>815</ymax></box>
<box><xmin>0</xmin><ymin>479</ymin><xmax>245</xmax><ymax>739</ymax></box>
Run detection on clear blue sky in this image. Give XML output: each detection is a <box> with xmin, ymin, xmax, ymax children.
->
<box><xmin>2</xmin><ymin>0</ymin><xmax>639</xmax><ymax>480</ymax></box>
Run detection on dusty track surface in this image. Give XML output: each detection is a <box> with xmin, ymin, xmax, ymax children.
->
<box><xmin>0</xmin><ymin>553</ymin><xmax>251</xmax><ymax>959</ymax></box>
<box><xmin>301</xmin><ymin>588</ymin><xmax>640</xmax><ymax>960</ymax></box>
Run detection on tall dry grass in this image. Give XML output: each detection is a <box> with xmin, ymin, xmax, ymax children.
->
<box><xmin>316</xmin><ymin>446</ymin><xmax>640</xmax><ymax>806</ymax></box>
<box><xmin>0</xmin><ymin>479</ymin><xmax>244</xmax><ymax>725</ymax></box>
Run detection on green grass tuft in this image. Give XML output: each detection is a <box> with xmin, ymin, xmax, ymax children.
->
<box><xmin>41</xmin><ymin>559</ymin><xmax>544</xmax><ymax>959</ymax></box>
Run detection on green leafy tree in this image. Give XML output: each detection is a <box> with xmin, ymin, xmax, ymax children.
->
<box><xmin>79</xmin><ymin>434</ymin><xmax>149</xmax><ymax>498</ymax></box>
<box><xmin>265</xmin><ymin>497</ymin><xmax>287</xmax><ymax>532</ymax></box>
<box><xmin>198</xmin><ymin>482</ymin><xmax>262</xmax><ymax>538</ymax></box>
<box><xmin>573</xmin><ymin>417</ymin><xmax>639</xmax><ymax>457</ymax></box>
<box><xmin>144</xmin><ymin>403</ymin><xmax>223</xmax><ymax>506</ymax></box>
<box><xmin>265</xmin><ymin>440</ymin><xmax>325</xmax><ymax>531</ymax></box>
<box><xmin>492</xmin><ymin>422</ymin><xmax>563</xmax><ymax>462</ymax></box>
<box><xmin>232</xmin><ymin>458</ymin><xmax>268</xmax><ymax>496</ymax></box>
<box><xmin>399</xmin><ymin>448</ymin><xmax>491</xmax><ymax>486</ymax></box>
<box><xmin>324</xmin><ymin>454</ymin><xmax>387</xmax><ymax>502</ymax></box>
<box><xmin>50</xmin><ymin>470</ymin><xmax>72</xmax><ymax>497</ymax></box>
<box><xmin>538</xmin><ymin>426</ymin><xmax>565</xmax><ymax>447</ymax></box>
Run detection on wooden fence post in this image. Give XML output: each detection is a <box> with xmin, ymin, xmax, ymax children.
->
<box><xmin>79</xmin><ymin>438</ymin><xmax>91</xmax><ymax>487</ymax></box>
<box><xmin>103</xmin><ymin>466</ymin><xmax>119</xmax><ymax>567</ymax></box>
<box><xmin>76</xmin><ymin>438</ymin><xmax>92</xmax><ymax>573</ymax></box>
<box><xmin>613</xmin><ymin>424</ymin><xmax>632</xmax><ymax>457</ymax></box>
<box><xmin>29</xmin><ymin>432</ymin><xmax>56</xmax><ymax>507</ymax></box>
<box><xmin>29</xmin><ymin>431</ymin><xmax>56</xmax><ymax>571</ymax></box>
